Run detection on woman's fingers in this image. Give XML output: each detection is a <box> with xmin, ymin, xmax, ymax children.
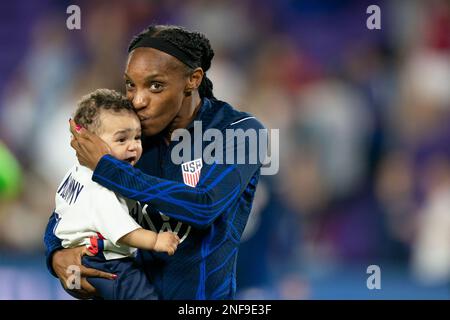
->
<box><xmin>80</xmin><ymin>278</ymin><xmax>98</xmax><ymax>296</ymax></box>
<box><xmin>69</xmin><ymin>119</ymin><xmax>80</xmax><ymax>138</ymax></box>
<box><xmin>80</xmin><ymin>265</ymin><xmax>117</xmax><ymax>280</ymax></box>
<box><xmin>71</xmin><ymin>132</ymin><xmax>89</xmax><ymax>164</ymax></box>
<box><xmin>62</xmin><ymin>276</ymin><xmax>98</xmax><ymax>299</ymax></box>
<box><xmin>69</xmin><ymin>288</ymin><xmax>95</xmax><ymax>300</ymax></box>
<box><xmin>70</xmin><ymin>138</ymin><xmax>79</xmax><ymax>151</ymax></box>
<box><xmin>81</xmin><ymin>246</ymin><xmax>95</xmax><ymax>257</ymax></box>
<box><xmin>60</xmin><ymin>280</ymin><xmax>93</xmax><ymax>299</ymax></box>
<box><xmin>69</xmin><ymin>118</ymin><xmax>110</xmax><ymax>169</ymax></box>
<box><xmin>69</xmin><ymin>119</ymin><xmax>91</xmax><ymax>140</ymax></box>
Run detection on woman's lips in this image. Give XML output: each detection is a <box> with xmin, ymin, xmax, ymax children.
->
<box><xmin>138</xmin><ymin>114</ymin><xmax>152</xmax><ymax>122</ymax></box>
<box><xmin>140</xmin><ymin>118</ymin><xmax>153</xmax><ymax>128</ymax></box>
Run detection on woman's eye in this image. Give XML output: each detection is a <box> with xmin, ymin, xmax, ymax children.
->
<box><xmin>150</xmin><ymin>83</ymin><xmax>163</xmax><ymax>91</ymax></box>
<box><xmin>125</xmin><ymin>80</ymin><xmax>135</xmax><ymax>89</ymax></box>
<box><xmin>135</xmin><ymin>135</ymin><xmax>141</xmax><ymax>140</ymax></box>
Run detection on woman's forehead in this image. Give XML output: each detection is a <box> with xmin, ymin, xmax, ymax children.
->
<box><xmin>126</xmin><ymin>47</ymin><xmax>183</xmax><ymax>77</ymax></box>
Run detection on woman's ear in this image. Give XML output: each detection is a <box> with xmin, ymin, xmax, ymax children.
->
<box><xmin>185</xmin><ymin>67</ymin><xmax>204</xmax><ymax>96</ymax></box>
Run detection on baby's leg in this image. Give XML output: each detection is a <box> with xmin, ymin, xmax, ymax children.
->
<box><xmin>82</xmin><ymin>255</ymin><xmax>158</xmax><ymax>300</ymax></box>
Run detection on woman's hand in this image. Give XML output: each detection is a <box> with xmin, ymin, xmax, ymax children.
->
<box><xmin>52</xmin><ymin>246</ymin><xmax>117</xmax><ymax>299</ymax></box>
<box><xmin>69</xmin><ymin>119</ymin><xmax>111</xmax><ymax>170</ymax></box>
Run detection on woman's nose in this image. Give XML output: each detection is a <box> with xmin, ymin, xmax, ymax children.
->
<box><xmin>133</xmin><ymin>91</ymin><xmax>148</xmax><ymax>110</ymax></box>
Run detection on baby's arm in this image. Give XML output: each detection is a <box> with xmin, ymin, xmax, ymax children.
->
<box><xmin>91</xmin><ymin>189</ymin><xmax>180</xmax><ymax>255</ymax></box>
<box><xmin>118</xmin><ymin>228</ymin><xmax>180</xmax><ymax>255</ymax></box>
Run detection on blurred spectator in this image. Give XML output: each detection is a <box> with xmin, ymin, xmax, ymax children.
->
<box><xmin>412</xmin><ymin>156</ymin><xmax>450</xmax><ymax>285</ymax></box>
<box><xmin>0</xmin><ymin>141</ymin><xmax>22</xmax><ymax>201</ymax></box>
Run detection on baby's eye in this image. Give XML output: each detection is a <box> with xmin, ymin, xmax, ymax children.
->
<box><xmin>117</xmin><ymin>138</ymin><xmax>126</xmax><ymax>143</ymax></box>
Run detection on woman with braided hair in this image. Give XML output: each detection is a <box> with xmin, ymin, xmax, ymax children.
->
<box><xmin>44</xmin><ymin>24</ymin><xmax>267</xmax><ymax>300</ymax></box>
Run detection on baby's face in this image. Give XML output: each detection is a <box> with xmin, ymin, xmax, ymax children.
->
<box><xmin>97</xmin><ymin>110</ymin><xmax>142</xmax><ymax>166</ymax></box>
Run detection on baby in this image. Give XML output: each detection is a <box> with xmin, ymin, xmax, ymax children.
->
<box><xmin>53</xmin><ymin>88</ymin><xmax>179</xmax><ymax>299</ymax></box>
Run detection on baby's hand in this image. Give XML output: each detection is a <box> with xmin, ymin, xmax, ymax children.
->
<box><xmin>154</xmin><ymin>232</ymin><xmax>180</xmax><ymax>255</ymax></box>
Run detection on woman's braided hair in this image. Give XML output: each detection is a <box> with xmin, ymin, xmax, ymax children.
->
<box><xmin>128</xmin><ymin>25</ymin><xmax>215</xmax><ymax>99</ymax></box>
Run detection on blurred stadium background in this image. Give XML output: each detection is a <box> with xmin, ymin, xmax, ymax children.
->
<box><xmin>0</xmin><ymin>0</ymin><xmax>449</xmax><ymax>299</ymax></box>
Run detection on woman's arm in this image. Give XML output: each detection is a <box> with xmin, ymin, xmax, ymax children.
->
<box><xmin>43</xmin><ymin>212</ymin><xmax>64</xmax><ymax>277</ymax></box>
<box><xmin>69</xmin><ymin>118</ymin><xmax>266</xmax><ymax>229</ymax></box>
<box><xmin>93</xmin><ymin>155</ymin><xmax>245</xmax><ymax>229</ymax></box>
<box><xmin>43</xmin><ymin>212</ymin><xmax>117</xmax><ymax>298</ymax></box>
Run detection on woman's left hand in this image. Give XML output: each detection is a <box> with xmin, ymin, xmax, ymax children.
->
<box><xmin>69</xmin><ymin>119</ymin><xmax>111</xmax><ymax>170</ymax></box>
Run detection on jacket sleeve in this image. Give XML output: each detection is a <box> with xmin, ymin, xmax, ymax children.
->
<box><xmin>43</xmin><ymin>211</ymin><xmax>63</xmax><ymax>277</ymax></box>
<box><xmin>92</xmin><ymin>118</ymin><xmax>266</xmax><ymax>229</ymax></box>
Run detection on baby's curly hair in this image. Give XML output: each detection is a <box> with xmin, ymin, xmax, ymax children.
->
<box><xmin>74</xmin><ymin>89</ymin><xmax>135</xmax><ymax>134</ymax></box>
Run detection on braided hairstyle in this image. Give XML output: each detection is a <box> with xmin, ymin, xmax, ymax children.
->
<box><xmin>128</xmin><ymin>25</ymin><xmax>215</xmax><ymax>99</ymax></box>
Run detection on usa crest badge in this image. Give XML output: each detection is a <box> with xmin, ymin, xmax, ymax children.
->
<box><xmin>181</xmin><ymin>158</ymin><xmax>203</xmax><ymax>187</ymax></box>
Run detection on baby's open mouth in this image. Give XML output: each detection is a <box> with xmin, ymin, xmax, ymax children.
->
<box><xmin>124</xmin><ymin>156</ymin><xmax>136</xmax><ymax>164</ymax></box>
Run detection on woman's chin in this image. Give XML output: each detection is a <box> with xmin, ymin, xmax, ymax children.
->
<box><xmin>143</xmin><ymin>127</ymin><xmax>156</xmax><ymax>137</ymax></box>
<box><xmin>142</xmin><ymin>124</ymin><xmax>164</xmax><ymax>137</ymax></box>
